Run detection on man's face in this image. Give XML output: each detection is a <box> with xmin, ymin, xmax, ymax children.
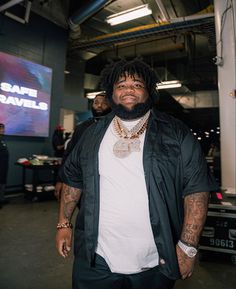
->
<box><xmin>92</xmin><ymin>95</ymin><xmax>110</xmax><ymax>116</ymax></box>
<box><xmin>112</xmin><ymin>74</ymin><xmax>149</xmax><ymax>111</ymax></box>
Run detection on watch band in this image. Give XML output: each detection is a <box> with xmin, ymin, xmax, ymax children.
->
<box><xmin>177</xmin><ymin>240</ymin><xmax>198</xmax><ymax>258</ymax></box>
<box><xmin>180</xmin><ymin>239</ymin><xmax>198</xmax><ymax>249</ymax></box>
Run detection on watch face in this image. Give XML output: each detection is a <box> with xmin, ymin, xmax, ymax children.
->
<box><xmin>188</xmin><ymin>247</ymin><xmax>197</xmax><ymax>257</ymax></box>
<box><xmin>178</xmin><ymin>240</ymin><xmax>198</xmax><ymax>258</ymax></box>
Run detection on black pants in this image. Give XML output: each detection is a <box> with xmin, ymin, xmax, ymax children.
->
<box><xmin>73</xmin><ymin>254</ymin><xmax>175</xmax><ymax>289</ymax></box>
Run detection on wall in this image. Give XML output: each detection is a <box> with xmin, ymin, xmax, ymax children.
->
<box><xmin>60</xmin><ymin>109</ymin><xmax>75</xmax><ymax>133</ymax></box>
<box><xmin>0</xmin><ymin>12</ymin><xmax>68</xmax><ymax>190</ymax></box>
<box><xmin>63</xmin><ymin>57</ymin><xmax>87</xmax><ymax>111</ymax></box>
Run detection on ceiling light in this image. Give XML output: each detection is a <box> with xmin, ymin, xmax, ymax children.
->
<box><xmin>86</xmin><ymin>91</ymin><xmax>105</xmax><ymax>99</ymax></box>
<box><xmin>157</xmin><ymin>80</ymin><xmax>182</xmax><ymax>90</ymax></box>
<box><xmin>106</xmin><ymin>4</ymin><xmax>152</xmax><ymax>26</ymax></box>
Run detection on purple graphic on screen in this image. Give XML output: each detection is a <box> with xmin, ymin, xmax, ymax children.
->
<box><xmin>0</xmin><ymin>51</ymin><xmax>52</xmax><ymax>137</ymax></box>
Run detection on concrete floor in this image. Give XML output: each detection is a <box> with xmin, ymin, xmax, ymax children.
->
<box><xmin>0</xmin><ymin>194</ymin><xmax>235</xmax><ymax>289</ymax></box>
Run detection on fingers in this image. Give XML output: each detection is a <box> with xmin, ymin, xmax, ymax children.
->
<box><xmin>62</xmin><ymin>241</ymin><xmax>71</xmax><ymax>257</ymax></box>
<box><xmin>54</xmin><ymin>190</ymin><xmax>61</xmax><ymax>201</ymax></box>
<box><xmin>54</xmin><ymin>182</ymin><xmax>62</xmax><ymax>201</ymax></box>
<box><xmin>57</xmin><ymin>238</ymin><xmax>71</xmax><ymax>258</ymax></box>
<box><xmin>176</xmin><ymin>245</ymin><xmax>195</xmax><ymax>280</ymax></box>
<box><xmin>180</xmin><ymin>265</ymin><xmax>194</xmax><ymax>279</ymax></box>
<box><xmin>56</xmin><ymin>238</ymin><xmax>65</xmax><ymax>257</ymax></box>
<box><xmin>181</xmin><ymin>272</ymin><xmax>193</xmax><ymax>280</ymax></box>
<box><xmin>56</xmin><ymin>230</ymin><xmax>72</xmax><ymax>258</ymax></box>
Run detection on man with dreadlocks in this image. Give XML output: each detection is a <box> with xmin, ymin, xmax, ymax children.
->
<box><xmin>56</xmin><ymin>58</ymin><xmax>217</xmax><ymax>289</ymax></box>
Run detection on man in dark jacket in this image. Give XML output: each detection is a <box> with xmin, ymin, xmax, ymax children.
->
<box><xmin>56</xmin><ymin>59</ymin><xmax>217</xmax><ymax>289</ymax></box>
<box><xmin>54</xmin><ymin>92</ymin><xmax>111</xmax><ymax>200</ymax></box>
<box><xmin>0</xmin><ymin>123</ymin><xmax>9</xmax><ymax>208</ymax></box>
<box><xmin>52</xmin><ymin>125</ymin><xmax>65</xmax><ymax>157</ymax></box>
<box><xmin>62</xmin><ymin>92</ymin><xmax>111</xmax><ymax>161</ymax></box>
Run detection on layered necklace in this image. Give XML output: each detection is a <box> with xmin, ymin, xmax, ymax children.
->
<box><xmin>112</xmin><ymin>111</ymin><xmax>150</xmax><ymax>158</ymax></box>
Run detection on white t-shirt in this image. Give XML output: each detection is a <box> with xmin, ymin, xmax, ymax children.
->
<box><xmin>96</xmin><ymin>118</ymin><xmax>159</xmax><ymax>274</ymax></box>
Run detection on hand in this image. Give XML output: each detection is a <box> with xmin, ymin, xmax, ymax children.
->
<box><xmin>56</xmin><ymin>228</ymin><xmax>72</xmax><ymax>258</ymax></box>
<box><xmin>54</xmin><ymin>182</ymin><xmax>63</xmax><ymax>200</ymax></box>
<box><xmin>176</xmin><ymin>245</ymin><xmax>196</xmax><ymax>279</ymax></box>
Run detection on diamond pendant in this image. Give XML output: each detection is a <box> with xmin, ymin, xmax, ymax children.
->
<box><xmin>113</xmin><ymin>138</ymin><xmax>141</xmax><ymax>158</ymax></box>
<box><xmin>129</xmin><ymin>138</ymin><xmax>140</xmax><ymax>152</ymax></box>
<box><xmin>113</xmin><ymin>139</ymin><xmax>130</xmax><ymax>158</ymax></box>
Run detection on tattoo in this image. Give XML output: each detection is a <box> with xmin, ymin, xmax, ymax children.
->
<box><xmin>62</xmin><ymin>184</ymin><xmax>81</xmax><ymax>220</ymax></box>
<box><xmin>181</xmin><ymin>192</ymin><xmax>209</xmax><ymax>246</ymax></box>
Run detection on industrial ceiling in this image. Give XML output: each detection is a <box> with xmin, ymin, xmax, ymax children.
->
<box><xmin>67</xmin><ymin>0</ymin><xmax>219</xmax><ymax>132</ymax></box>
<box><xmin>67</xmin><ymin>0</ymin><xmax>217</xmax><ymax>90</ymax></box>
<box><xmin>0</xmin><ymin>0</ymin><xmax>219</xmax><ymax>132</ymax></box>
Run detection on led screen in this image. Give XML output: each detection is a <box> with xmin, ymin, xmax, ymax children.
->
<box><xmin>0</xmin><ymin>51</ymin><xmax>52</xmax><ymax>137</ymax></box>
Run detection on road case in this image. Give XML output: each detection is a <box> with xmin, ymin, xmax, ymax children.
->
<box><xmin>199</xmin><ymin>202</ymin><xmax>236</xmax><ymax>264</ymax></box>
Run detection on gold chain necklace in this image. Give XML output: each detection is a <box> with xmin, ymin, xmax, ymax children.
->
<box><xmin>112</xmin><ymin>111</ymin><xmax>150</xmax><ymax>158</ymax></box>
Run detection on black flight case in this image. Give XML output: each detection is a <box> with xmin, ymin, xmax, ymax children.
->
<box><xmin>199</xmin><ymin>194</ymin><xmax>236</xmax><ymax>264</ymax></box>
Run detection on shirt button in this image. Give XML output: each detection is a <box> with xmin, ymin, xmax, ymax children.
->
<box><xmin>159</xmin><ymin>258</ymin><xmax>166</xmax><ymax>265</ymax></box>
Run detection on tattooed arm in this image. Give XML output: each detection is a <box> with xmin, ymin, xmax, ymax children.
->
<box><xmin>56</xmin><ymin>183</ymin><xmax>82</xmax><ymax>258</ymax></box>
<box><xmin>176</xmin><ymin>192</ymin><xmax>209</xmax><ymax>279</ymax></box>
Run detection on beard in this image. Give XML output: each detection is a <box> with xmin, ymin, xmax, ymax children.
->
<box><xmin>110</xmin><ymin>96</ymin><xmax>153</xmax><ymax>120</ymax></box>
<box><xmin>92</xmin><ymin>107</ymin><xmax>112</xmax><ymax>118</ymax></box>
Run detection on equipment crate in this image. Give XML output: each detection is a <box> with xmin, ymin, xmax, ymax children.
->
<box><xmin>200</xmin><ymin>203</ymin><xmax>236</xmax><ymax>264</ymax></box>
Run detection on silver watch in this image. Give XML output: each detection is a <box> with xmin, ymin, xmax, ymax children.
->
<box><xmin>177</xmin><ymin>240</ymin><xmax>198</xmax><ymax>258</ymax></box>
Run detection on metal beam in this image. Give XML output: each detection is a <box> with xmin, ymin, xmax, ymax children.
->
<box><xmin>0</xmin><ymin>0</ymin><xmax>24</xmax><ymax>12</ymax></box>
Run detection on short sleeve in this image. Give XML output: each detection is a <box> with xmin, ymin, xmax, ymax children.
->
<box><xmin>60</xmin><ymin>142</ymin><xmax>83</xmax><ymax>189</ymax></box>
<box><xmin>181</xmin><ymin>129</ymin><xmax>218</xmax><ymax>196</ymax></box>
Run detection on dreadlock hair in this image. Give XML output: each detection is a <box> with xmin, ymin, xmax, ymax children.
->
<box><xmin>100</xmin><ymin>58</ymin><xmax>159</xmax><ymax>103</ymax></box>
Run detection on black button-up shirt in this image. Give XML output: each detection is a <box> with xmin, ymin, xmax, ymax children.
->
<box><xmin>62</xmin><ymin>108</ymin><xmax>217</xmax><ymax>280</ymax></box>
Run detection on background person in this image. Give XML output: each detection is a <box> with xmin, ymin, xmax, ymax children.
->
<box><xmin>207</xmin><ymin>142</ymin><xmax>221</xmax><ymax>185</ymax></box>
<box><xmin>56</xmin><ymin>59</ymin><xmax>217</xmax><ymax>289</ymax></box>
<box><xmin>52</xmin><ymin>125</ymin><xmax>65</xmax><ymax>157</ymax></box>
<box><xmin>0</xmin><ymin>123</ymin><xmax>9</xmax><ymax>208</ymax></box>
<box><xmin>54</xmin><ymin>92</ymin><xmax>111</xmax><ymax>200</ymax></box>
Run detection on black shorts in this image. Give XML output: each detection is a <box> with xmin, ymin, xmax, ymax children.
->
<box><xmin>72</xmin><ymin>254</ymin><xmax>175</xmax><ymax>289</ymax></box>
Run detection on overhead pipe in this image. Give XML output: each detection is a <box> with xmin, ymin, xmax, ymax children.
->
<box><xmin>71</xmin><ymin>14</ymin><xmax>214</xmax><ymax>50</ymax></box>
<box><xmin>0</xmin><ymin>0</ymin><xmax>24</xmax><ymax>12</ymax></box>
<box><xmin>154</xmin><ymin>0</ymin><xmax>169</xmax><ymax>21</ymax></box>
<box><xmin>68</xmin><ymin>0</ymin><xmax>113</xmax><ymax>31</ymax></box>
<box><xmin>170</xmin><ymin>12</ymin><xmax>214</xmax><ymax>23</ymax></box>
<box><xmin>69</xmin><ymin>3</ymin><xmax>214</xmax><ymax>49</ymax></box>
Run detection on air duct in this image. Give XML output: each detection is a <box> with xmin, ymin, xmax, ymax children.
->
<box><xmin>68</xmin><ymin>0</ymin><xmax>112</xmax><ymax>43</ymax></box>
<box><xmin>68</xmin><ymin>0</ymin><xmax>112</xmax><ymax>31</ymax></box>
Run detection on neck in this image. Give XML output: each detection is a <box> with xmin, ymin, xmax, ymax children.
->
<box><xmin>117</xmin><ymin>110</ymin><xmax>150</xmax><ymax>122</ymax></box>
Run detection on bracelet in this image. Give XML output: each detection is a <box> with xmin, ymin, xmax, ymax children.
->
<box><xmin>57</xmin><ymin>221</ymin><xmax>73</xmax><ymax>230</ymax></box>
